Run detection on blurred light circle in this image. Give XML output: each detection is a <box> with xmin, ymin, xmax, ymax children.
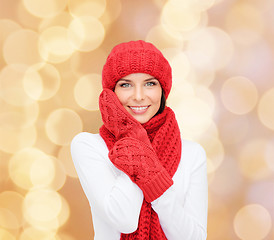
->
<box><xmin>57</xmin><ymin>195</ymin><xmax>70</xmax><ymax>227</ymax></box>
<box><xmin>169</xmin><ymin>0</ymin><xmax>215</xmax><ymax>11</ymax></box>
<box><xmin>15</xmin><ymin>1</ymin><xmax>43</xmax><ymax>30</ymax></box>
<box><xmin>169</xmin><ymin>51</ymin><xmax>191</xmax><ymax>81</ymax></box>
<box><xmin>0</xmin><ymin>208</ymin><xmax>18</xmax><ymax>229</ymax></box>
<box><xmin>247</xmin><ymin>180</ymin><xmax>274</xmax><ymax>220</ymax></box>
<box><xmin>206</xmin><ymin>158</ymin><xmax>215</xmax><ymax>182</ymax></box>
<box><xmin>221</xmin><ymin>76</ymin><xmax>258</xmax><ymax>115</ymax></box>
<box><xmin>210</xmin><ymin>156</ymin><xmax>243</xmax><ymax>199</ymax></box>
<box><xmin>68</xmin><ymin>16</ymin><xmax>105</xmax><ymax>52</ymax></box>
<box><xmin>218</xmin><ymin>114</ymin><xmax>249</xmax><ymax>145</ymax></box>
<box><xmin>22</xmin><ymin>0</ymin><xmax>68</xmax><ymax>18</ymax></box>
<box><xmin>207</xmin><ymin>199</ymin><xmax>231</xmax><ymax>238</ymax></box>
<box><xmin>171</xmin><ymin>95</ymin><xmax>213</xmax><ymax>139</ymax></box>
<box><xmin>187</xmin><ymin>64</ymin><xmax>215</xmax><ymax>87</ymax></box>
<box><xmin>23</xmin><ymin>67</ymin><xmax>43</xmax><ymax>100</ymax></box>
<box><xmin>195</xmin><ymin>85</ymin><xmax>216</xmax><ymax>113</ymax></box>
<box><xmin>69</xmin><ymin>48</ymin><xmax>107</xmax><ymax>76</ymax></box>
<box><xmin>0</xmin><ymin>120</ymin><xmax>36</xmax><ymax>154</ymax></box>
<box><xmin>146</xmin><ymin>25</ymin><xmax>184</xmax><ymax>50</ymax></box>
<box><xmin>23</xmin><ymin>189</ymin><xmax>62</xmax><ymax>227</ymax></box>
<box><xmin>39</xmin><ymin>26</ymin><xmax>75</xmax><ymax>64</ymax></box>
<box><xmin>3</xmin><ymin>29</ymin><xmax>42</xmax><ymax>66</ymax></box>
<box><xmin>265</xmin><ymin>138</ymin><xmax>274</xmax><ymax>171</ymax></box>
<box><xmin>68</xmin><ymin>0</ymin><xmax>106</xmax><ymax>18</ymax></box>
<box><xmin>168</xmin><ymin>80</ymin><xmax>194</xmax><ymax>108</ymax></box>
<box><xmin>202</xmin><ymin>136</ymin><xmax>224</xmax><ymax>172</ymax></box>
<box><xmin>0</xmin><ymin>101</ymin><xmax>39</xmax><ymax>129</ymax></box>
<box><xmin>58</xmin><ymin>145</ymin><xmax>78</xmax><ymax>178</ymax></box>
<box><xmin>45</xmin><ymin>108</ymin><xmax>83</xmax><ymax>145</ymax></box>
<box><xmin>233</xmin><ymin>204</ymin><xmax>272</xmax><ymax>240</ymax></box>
<box><xmin>30</xmin><ymin>156</ymin><xmax>55</xmax><ymax>188</ymax></box>
<box><xmin>229</xmin><ymin>29</ymin><xmax>262</xmax><ymax>47</ymax></box>
<box><xmin>0</xmin><ymin>64</ymin><xmax>35</xmax><ymax>107</ymax></box>
<box><xmin>258</xmin><ymin>88</ymin><xmax>274</xmax><ymax>130</ymax></box>
<box><xmin>19</xmin><ymin>228</ymin><xmax>56</xmax><ymax>240</ymax></box>
<box><xmin>0</xmin><ymin>149</ymin><xmax>10</xmax><ymax>184</ymax></box>
<box><xmin>74</xmin><ymin>74</ymin><xmax>102</xmax><ymax>111</ymax></box>
<box><xmin>0</xmin><ymin>191</ymin><xmax>24</xmax><ymax>229</ymax></box>
<box><xmin>0</xmin><ymin>19</ymin><xmax>21</xmax><ymax>48</ymax></box>
<box><xmin>161</xmin><ymin>48</ymin><xmax>186</xmax><ymax>70</ymax></box>
<box><xmin>227</xmin><ymin>40</ymin><xmax>272</xmax><ymax>89</ymax></box>
<box><xmin>21</xmin><ymin>193</ymin><xmax>69</xmax><ymax>231</ymax></box>
<box><xmin>225</xmin><ymin>3</ymin><xmax>264</xmax><ymax>46</ymax></box>
<box><xmin>39</xmin><ymin>12</ymin><xmax>73</xmax><ymax>31</ymax></box>
<box><xmin>100</xmin><ymin>0</ymin><xmax>122</xmax><ymax>27</ymax></box>
<box><xmin>23</xmin><ymin>63</ymin><xmax>61</xmax><ymax>101</ymax></box>
<box><xmin>201</xmin><ymin>120</ymin><xmax>219</xmax><ymax>139</ymax></box>
<box><xmin>186</xmin><ymin>27</ymin><xmax>234</xmax><ymax>70</ymax></box>
<box><xmin>239</xmin><ymin>139</ymin><xmax>271</xmax><ymax>180</ymax></box>
<box><xmin>20</xmin><ymin>102</ymin><xmax>39</xmax><ymax>127</ymax></box>
<box><xmin>214</xmin><ymin>0</ymin><xmax>225</xmax><ymax>3</ymax></box>
<box><xmin>55</xmin><ymin>233</ymin><xmax>76</xmax><ymax>240</ymax></box>
<box><xmin>48</xmin><ymin>157</ymin><xmax>67</xmax><ymax>191</ymax></box>
<box><xmin>161</xmin><ymin>1</ymin><xmax>201</xmax><ymax>32</ymax></box>
<box><xmin>9</xmin><ymin>148</ymin><xmax>55</xmax><ymax>190</ymax></box>
<box><xmin>0</xmin><ymin>229</ymin><xmax>16</xmax><ymax>240</ymax></box>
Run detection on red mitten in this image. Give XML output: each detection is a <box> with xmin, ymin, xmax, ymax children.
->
<box><xmin>109</xmin><ymin>137</ymin><xmax>173</xmax><ymax>202</ymax></box>
<box><xmin>99</xmin><ymin>89</ymin><xmax>173</xmax><ymax>202</ymax></box>
<box><xmin>99</xmin><ymin>89</ymin><xmax>150</xmax><ymax>144</ymax></box>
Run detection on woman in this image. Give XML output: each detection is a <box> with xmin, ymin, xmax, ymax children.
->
<box><xmin>71</xmin><ymin>40</ymin><xmax>208</xmax><ymax>239</ymax></box>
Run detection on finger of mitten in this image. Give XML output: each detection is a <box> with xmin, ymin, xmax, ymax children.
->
<box><xmin>99</xmin><ymin>89</ymin><xmax>126</xmax><ymax>136</ymax></box>
<box><xmin>99</xmin><ymin>89</ymin><xmax>149</xmax><ymax>142</ymax></box>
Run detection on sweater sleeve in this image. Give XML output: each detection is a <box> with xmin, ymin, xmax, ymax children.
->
<box><xmin>151</xmin><ymin>141</ymin><xmax>208</xmax><ymax>240</ymax></box>
<box><xmin>70</xmin><ymin>132</ymin><xmax>144</xmax><ymax>234</ymax></box>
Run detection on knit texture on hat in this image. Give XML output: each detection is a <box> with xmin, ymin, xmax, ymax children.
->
<box><xmin>99</xmin><ymin>89</ymin><xmax>182</xmax><ymax>239</ymax></box>
<box><xmin>102</xmin><ymin>40</ymin><xmax>172</xmax><ymax>98</ymax></box>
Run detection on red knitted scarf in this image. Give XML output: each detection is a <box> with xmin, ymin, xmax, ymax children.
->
<box><xmin>99</xmin><ymin>95</ymin><xmax>181</xmax><ymax>239</ymax></box>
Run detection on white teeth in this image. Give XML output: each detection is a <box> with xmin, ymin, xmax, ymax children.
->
<box><xmin>130</xmin><ymin>106</ymin><xmax>148</xmax><ymax>110</ymax></box>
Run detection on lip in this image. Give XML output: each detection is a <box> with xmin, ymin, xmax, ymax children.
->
<box><xmin>128</xmin><ymin>105</ymin><xmax>150</xmax><ymax>114</ymax></box>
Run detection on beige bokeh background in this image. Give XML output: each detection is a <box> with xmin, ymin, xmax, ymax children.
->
<box><xmin>0</xmin><ymin>0</ymin><xmax>274</xmax><ymax>239</ymax></box>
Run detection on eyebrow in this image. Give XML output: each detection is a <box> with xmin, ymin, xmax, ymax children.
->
<box><xmin>118</xmin><ymin>77</ymin><xmax>157</xmax><ymax>82</ymax></box>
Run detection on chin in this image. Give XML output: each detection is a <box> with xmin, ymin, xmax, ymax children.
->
<box><xmin>134</xmin><ymin>116</ymin><xmax>150</xmax><ymax>124</ymax></box>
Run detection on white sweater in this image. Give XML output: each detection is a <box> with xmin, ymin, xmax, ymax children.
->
<box><xmin>71</xmin><ymin>132</ymin><xmax>208</xmax><ymax>240</ymax></box>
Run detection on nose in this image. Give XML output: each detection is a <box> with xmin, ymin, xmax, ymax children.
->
<box><xmin>133</xmin><ymin>85</ymin><xmax>145</xmax><ymax>101</ymax></box>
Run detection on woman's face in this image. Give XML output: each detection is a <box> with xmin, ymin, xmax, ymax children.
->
<box><xmin>114</xmin><ymin>73</ymin><xmax>162</xmax><ymax>124</ymax></box>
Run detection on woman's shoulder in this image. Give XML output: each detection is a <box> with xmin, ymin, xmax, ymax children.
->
<box><xmin>72</xmin><ymin>131</ymin><xmax>102</xmax><ymax>143</ymax></box>
<box><xmin>71</xmin><ymin>132</ymin><xmax>107</xmax><ymax>153</ymax></box>
<box><xmin>181</xmin><ymin>138</ymin><xmax>207</xmax><ymax>168</ymax></box>
<box><xmin>182</xmin><ymin>139</ymin><xmax>206</xmax><ymax>154</ymax></box>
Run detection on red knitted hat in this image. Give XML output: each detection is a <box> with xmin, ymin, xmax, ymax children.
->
<box><xmin>102</xmin><ymin>40</ymin><xmax>172</xmax><ymax>98</ymax></box>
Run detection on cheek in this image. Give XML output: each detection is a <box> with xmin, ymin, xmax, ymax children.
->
<box><xmin>151</xmin><ymin>89</ymin><xmax>162</xmax><ymax>105</ymax></box>
<box><xmin>114</xmin><ymin>89</ymin><xmax>128</xmax><ymax>105</ymax></box>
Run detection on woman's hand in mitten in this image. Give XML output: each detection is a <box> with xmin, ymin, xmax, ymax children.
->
<box><xmin>99</xmin><ymin>89</ymin><xmax>173</xmax><ymax>201</ymax></box>
<box><xmin>99</xmin><ymin>89</ymin><xmax>150</xmax><ymax>145</ymax></box>
<box><xmin>109</xmin><ymin>137</ymin><xmax>173</xmax><ymax>203</ymax></box>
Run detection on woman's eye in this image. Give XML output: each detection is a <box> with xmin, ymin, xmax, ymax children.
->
<box><xmin>120</xmin><ymin>83</ymin><xmax>130</xmax><ymax>88</ymax></box>
<box><xmin>146</xmin><ymin>81</ymin><xmax>156</xmax><ymax>87</ymax></box>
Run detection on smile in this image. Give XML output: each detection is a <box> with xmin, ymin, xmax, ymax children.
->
<box><xmin>129</xmin><ymin>106</ymin><xmax>149</xmax><ymax>114</ymax></box>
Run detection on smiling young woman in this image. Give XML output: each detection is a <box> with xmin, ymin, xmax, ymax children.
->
<box><xmin>71</xmin><ymin>40</ymin><xmax>208</xmax><ymax>240</ymax></box>
<box><xmin>114</xmin><ymin>73</ymin><xmax>162</xmax><ymax>124</ymax></box>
